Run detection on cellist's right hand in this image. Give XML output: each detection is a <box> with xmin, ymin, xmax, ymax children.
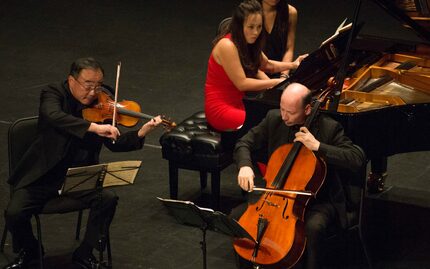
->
<box><xmin>238</xmin><ymin>166</ymin><xmax>255</xmax><ymax>192</ymax></box>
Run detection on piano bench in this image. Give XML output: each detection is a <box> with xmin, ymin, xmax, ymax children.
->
<box><xmin>159</xmin><ymin>111</ymin><xmax>233</xmax><ymax>209</ymax></box>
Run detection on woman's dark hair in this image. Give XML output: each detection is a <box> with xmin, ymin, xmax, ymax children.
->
<box><xmin>69</xmin><ymin>57</ymin><xmax>104</xmax><ymax>78</ymax></box>
<box><xmin>258</xmin><ymin>0</ymin><xmax>290</xmax><ymax>61</ymax></box>
<box><xmin>273</xmin><ymin>0</ymin><xmax>290</xmax><ymax>43</ymax></box>
<box><xmin>213</xmin><ymin>0</ymin><xmax>265</xmax><ymax>77</ymax></box>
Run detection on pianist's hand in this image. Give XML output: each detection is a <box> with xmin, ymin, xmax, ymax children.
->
<box><xmin>238</xmin><ymin>166</ymin><xmax>255</xmax><ymax>192</ymax></box>
<box><xmin>293</xmin><ymin>54</ymin><xmax>309</xmax><ymax>69</ymax></box>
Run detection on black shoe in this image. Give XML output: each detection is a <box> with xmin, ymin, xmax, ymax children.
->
<box><xmin>72</xmin><ymin>250</ymin><xmax>99</xmax><ymax>269</ymax></box>
<box><xmin>367</xmin><ymin>172</ymin><xmax>387</xmax><ymax>193</ymax></box>
<box><xmin>3</xmin><ymin>249</ymin><xmax>39</xmax><ymax>269</ymax></box>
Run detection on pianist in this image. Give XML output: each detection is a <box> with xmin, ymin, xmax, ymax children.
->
<box><xmin>204</xmin><ymin>0</ymin><xmax>306</xmax><ymax>131</ymax></box>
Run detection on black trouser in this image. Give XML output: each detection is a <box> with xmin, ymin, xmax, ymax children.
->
<box><xmin>303</xmin><ymin>201</ymin><xmax>337</xmax><ymax>269</ymax></box>
<box><xmin>5</xmin><ymin>183</ymin><xmax>118</xmax><ymax>253</ymax></box>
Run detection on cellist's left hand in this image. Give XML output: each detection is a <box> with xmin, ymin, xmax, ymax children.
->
<box><xmin>294</xmin><ymin>126</ymin><xmax>320</xmax><ymax>151</ymax></box>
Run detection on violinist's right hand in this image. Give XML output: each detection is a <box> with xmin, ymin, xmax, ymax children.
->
<box><xmin>238</xmin><ymin>166</ymin><xmax>255</xmax><ymax>192</ymax></box>
<box><xmin>88</xmin><ymin>123</ymin><xmax>121</xmax><ymax>140</ymax></box>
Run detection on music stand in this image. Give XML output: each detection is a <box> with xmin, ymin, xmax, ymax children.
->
<box><xmin>62</xmin><ymin>160</ymin><xmax>142</xmax><ymax>193</ymax></box>
<box><xmin>61</xmin><ymin>164</ymin><xmax>106</xmax><ymax>194</ymax></box>
<box><xmin>62</xmin><ymin>160</ymin><xmax>142</xmax><ymax>268</ymax></box>
<box><xmin>157</xmin><ymin>197</ymin><xmax>256</xmax><ymax>269</ymax></box>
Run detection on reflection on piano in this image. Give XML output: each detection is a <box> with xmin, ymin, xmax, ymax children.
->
<box><xmin>237</xmin><ymin>0</ymin><xmax>430</xmax><ymax>191</ymax></box>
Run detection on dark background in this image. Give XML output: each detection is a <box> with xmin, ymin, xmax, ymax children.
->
<box><xmin>0</xmin><ymin>0</ymin><xmax>429</xmax><ymax>268</ymax></box>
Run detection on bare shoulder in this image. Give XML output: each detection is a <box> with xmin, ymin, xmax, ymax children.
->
<box><xmin>288</xmin><ymin>4</ymin><xmax>297</xmax><ymax>18</ymax></box>
<box><xmin>213</xmin><ymin>37</ymin><xmax>238</xmax><ymax>61</ymax></box>
<box><xmin>215</xmin><ymin>37</ymin><xmax>236</xmax><ymax>52</ymax></box>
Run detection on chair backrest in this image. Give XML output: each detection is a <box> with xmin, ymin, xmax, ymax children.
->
<box><xmin>217</xmin><ymin>17</ymin><xmax>231</xmax><ymax>35</ymax></box>
<box><xmin>8</xmin><ymin>116</ymin><xmax>39</xmax><ymax>176</ymax></box>
<box><xmin>7</xmin><ymin>116</ymin><xmax>91</xmax><ymax>214</ymax></box>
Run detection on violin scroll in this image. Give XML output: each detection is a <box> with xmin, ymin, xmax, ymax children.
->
<box><xmin>160</xmin><ymin>115</ymin><xmax>176</xmax><ymax>131</ymax></box>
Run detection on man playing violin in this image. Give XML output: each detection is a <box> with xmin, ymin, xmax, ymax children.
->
<box><xmin>234</xmin><ymin>83</ymin><xmax>366</xmax><ymax>269</ymax></box>
<box><xmin>3</xmin><ymin>57</ymin><xmax>162</xmax><ymax>269</ymax></box>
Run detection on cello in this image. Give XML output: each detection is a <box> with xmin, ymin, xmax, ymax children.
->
<box><xmin>233</xmin><ymin>88</ymin><xmax>334</xmax><ymax>268</ymax></box>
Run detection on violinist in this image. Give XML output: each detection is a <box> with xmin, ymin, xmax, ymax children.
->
<box><xmin>3</xmin><ymin>57</ymin><xmax>162</xmax><ymax>269</ymax></box>
<box><xmin>234</xmin><ymin>83</ymin><xmax>366</xmax><ymax>269</ymax></box>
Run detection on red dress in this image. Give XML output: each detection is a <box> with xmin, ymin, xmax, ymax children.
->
<box><xmin>204</xmin><ymin>35</ymin><xmax>245</xmax><ymax>131</ymax></box>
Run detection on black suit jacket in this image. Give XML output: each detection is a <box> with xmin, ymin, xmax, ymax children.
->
<box><xmin>234</xmin><ymin>109</ymin><xmax>366</xmax><ymax>228</ymax></box>
<box><xmin>8</xmin><ymin>81</ymin><xmax>145</xmax><ymax>190</ymax></box>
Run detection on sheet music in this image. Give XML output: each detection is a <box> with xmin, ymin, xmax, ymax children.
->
<box><xmin>320</xmin><ymin>18</ymin><xmax>352</xmax><ymax>47</ymax></box>
<box><xmin>60</xmin><ymin>160</ymin><xmax>142</xmax><ymax>194</ymax></box>
<box><xmin>157</xmin><ymin>197</ymin><xmax>255</xmax><ymax>242</ymax></box>
<box><xmin>157</xmin><ymin>197</ymin><xmax>215</xmax><ymax>212</ymax></box>
<box><xmin>103</xmin><ymin>160</ymin><xmax>142</xmax><ymax>187</ymax></box>
<box><xmin>61</xmin><ymin>164</ymin><xmax>107</xmax><ymax>194</ymax></box>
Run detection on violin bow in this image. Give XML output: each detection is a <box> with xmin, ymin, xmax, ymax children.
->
<box><xmin>112</xmin><ymin>61</ymin><xmax>121</xmax><ymax>128</ymax></box>
<box><xmin>252</xmin><ymin>187</ymin><xmax>314</xmax><ymax>196</ymax></box>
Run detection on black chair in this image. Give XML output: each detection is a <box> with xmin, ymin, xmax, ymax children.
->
<box><xmin>329</xmin><ymin>145</ymin><xmax>372</xmax><ymax>268</ymax></box>
<box><xmin>159</xmin><ymin>111</ymin><xmax>234</xmax><ymax>210</ymax></box>
<box><xmin>0</xmin><ymin>116</ymin><xmax>112</xmax><ymax>268</ymax></box>
<box><xmin>217</xmin><ymin>17</ymin><xmax>231</xmax><ymax>35</ymax></box>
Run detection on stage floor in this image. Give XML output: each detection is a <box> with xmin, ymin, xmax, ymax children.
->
<box><xmin>1</xmin><ymin>0</ymin><xmax>429</xmax><ymax>268</ymax></box>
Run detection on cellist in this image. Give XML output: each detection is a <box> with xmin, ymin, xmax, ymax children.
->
<box><xmin>234</xmin><ymin>83</ymin><xmax>366</xmax><ymax>269</ymax></box>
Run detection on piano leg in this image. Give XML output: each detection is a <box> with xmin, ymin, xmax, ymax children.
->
<box><xmin>367</xmin><ymin>157</ymin><xmax>388</xmax><ymax>193</ymax></box>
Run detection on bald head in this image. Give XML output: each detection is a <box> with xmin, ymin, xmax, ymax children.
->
<box><xmin>279</xmin><ymin>83</ymin><xmax>312</xmax><ymax>126</ymax></box>
<box><xmin>281</xmin><ymin>83</ymin><xmax>311</xmax><ymax>107</ymax></box>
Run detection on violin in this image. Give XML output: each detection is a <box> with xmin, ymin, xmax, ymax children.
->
<box><xmin>82</xmin><ymin>90</ymin><xmax>176</xmax><ymax>130</ymax></box>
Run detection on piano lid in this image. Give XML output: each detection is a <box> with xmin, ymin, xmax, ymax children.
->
<box><xmin>372</xmin><ymin>0</ymin><xmax>430</xmax><ymax>42</ymax></box>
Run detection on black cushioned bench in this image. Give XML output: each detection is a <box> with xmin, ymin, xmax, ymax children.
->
<box><xmin>159</xmin><ymin>111</ymin><xmax>234</xmax><ymax>209</ymax></box>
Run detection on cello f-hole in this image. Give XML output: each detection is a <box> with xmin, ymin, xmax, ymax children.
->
<box><xmin>256</xmin><ymin>192</ymin><xmax>271</xmax><ymax>211</ymax></box>
<box><xmin>282</xmin><ymin>199</ymin><xmax>289</xmax><ymax>220</ymax></box>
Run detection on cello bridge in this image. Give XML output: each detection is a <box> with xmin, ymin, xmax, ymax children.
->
<box><xmin>263</xmin><ymin>199</ymin><xmax>279</xmax><ymax>207</ymax></box>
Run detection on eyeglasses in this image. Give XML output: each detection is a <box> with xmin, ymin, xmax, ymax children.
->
<box><xmin>73</xmin><ymin>77</ymin><xmax>103</xmax><ymax>93</ymax></box>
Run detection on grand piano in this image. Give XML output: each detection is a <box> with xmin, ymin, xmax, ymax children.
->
<box><xmin>238</xmin><ymin>0</ymin><xmax>430</xmax><ymax>186</ymax></box>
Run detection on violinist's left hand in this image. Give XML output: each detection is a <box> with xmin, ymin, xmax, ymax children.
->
<box><xmin>138</xmin><ymin>116</ymin><xmax>162</xmax><ymax>138</ymax></box>
<box><xmin>294</xmin><ymin>126</ymin><xmax>320</xmax><ymax>151</ymax></box>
